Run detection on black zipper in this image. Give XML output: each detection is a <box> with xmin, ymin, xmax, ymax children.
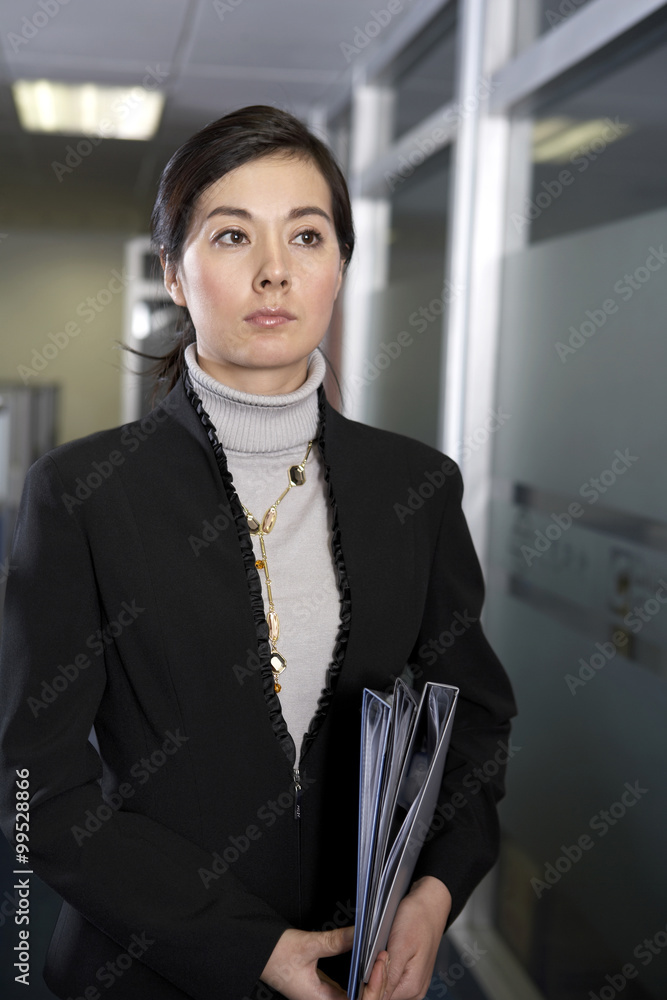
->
<box><xmin>293</xmin><ymin>765</ymin><xmax>302</xmax><ymax>820</ymax></box>
<box><xmin>293</xmin><ymin>764</ymin><xmax>302</xmax><ymax>925</ymax></box>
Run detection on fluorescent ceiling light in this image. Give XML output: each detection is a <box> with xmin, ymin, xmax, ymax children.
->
<box><xmin>131</xmin><ymin>302</ymin><xmax>151</xmax><ymax>341</ymax></box>
<box><xmin>12</xmin><ymin>79</ymin><xmax>164</xmax><ymax>140</ymax></box>
<box><xmin>532</xmin><ymin>116</ymin><xmax>632</xmax><ymax>164</ymax></box>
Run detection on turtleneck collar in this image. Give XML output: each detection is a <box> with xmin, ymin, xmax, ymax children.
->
<box><xmin>183</xmin><ymin>342</ymin><xmax>326</xmax><ymax>454</ymax></box>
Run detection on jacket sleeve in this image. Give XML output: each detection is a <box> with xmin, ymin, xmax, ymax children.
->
<box><xmin>408</xmin><ymin>459</ymin><xmax>518</xmax><ymax>928</ymax></box>
<box><xmin>0</xmin><ymin>454</ymin><xmax>292</xmax><ymax>999</ymax></box>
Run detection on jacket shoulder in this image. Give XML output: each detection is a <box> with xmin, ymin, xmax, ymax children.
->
<box><xmin>28</xmin><ymin>421</ymin><xmax>144</xmax><ymax>487</ymax></box>
<box><xmin>325</xmin><ymin>401</ymin><xmax>461</xmax><ymax>481</ymax></box>
<box><xmin>29</xmin><ymin>384</ymin><xmax>187</xmax><ymax>486</ymax></box>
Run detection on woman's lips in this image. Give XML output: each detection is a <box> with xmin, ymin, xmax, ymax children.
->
<box><xmin>244</xmin><ymin>315</ymin><xmax>294</xmax><ymax>327</ymax></box>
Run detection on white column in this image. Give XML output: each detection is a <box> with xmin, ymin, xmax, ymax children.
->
<box><xmin>440</xmin><ymin>0</ymin><xmax>517</xmax><ymax>568</ymax></box>
<box><xmin>339</xmin><ymin>82</ymin><xmax>393</xmax><ymax>419</ymax></box>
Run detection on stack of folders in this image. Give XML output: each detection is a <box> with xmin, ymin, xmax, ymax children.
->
<box><xmin>347</xmin><ymin>677</ymin><xmax>459</xmax><ymax>1000</ymax></box>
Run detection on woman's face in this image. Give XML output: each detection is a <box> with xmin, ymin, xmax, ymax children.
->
<box><xmin>163</xmin><ymin>151</ymin><xmax>345</xmax><ymax>394</ymax></box>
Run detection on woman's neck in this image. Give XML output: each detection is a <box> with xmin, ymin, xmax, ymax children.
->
<box><xmin>194</xmin><ymin>352</ymin><xmax>311</xmax><ymax>395</ymax></box>
<box><xmin>183</xmin><ymin>342</ymin><xmax>326</xmax><ymax>454</ymax></box>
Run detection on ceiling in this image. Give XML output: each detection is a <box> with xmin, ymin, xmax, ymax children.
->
<box><xmin>3</xmin><ymin>0</ymin><xmax>666</xmax><ymax>240</ymax></box>
<box><xmin>0</xmin><ymin>0</ymin><xmax>408</xmax><ymax>231</ymax></box>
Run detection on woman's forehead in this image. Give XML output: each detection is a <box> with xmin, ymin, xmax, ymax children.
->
<box><xmin>194</xmin><ymin>154</ymin><xmax>331</xmax><ymax>215</ymax></box>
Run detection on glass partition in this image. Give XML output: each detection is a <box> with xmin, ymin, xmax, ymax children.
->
<box><xmin>360</xmin><ymin>145</ymin><xmax>452</xmax><ymax>447</ymax></box>
<box><xmin>381</xmin><ymin>2</ymin><xmax>458</xmax><ymax>142</ymax></box>
<box><xmin>519</xmin><ymin>20</ymin><xmax>667</xmax><ymax>243</ymax></box>
<box><xmin>513</xmin><ymin>0</ymin><xmax>598</xmax><ymax>54</ymax></box>
<box><xmin>485</xmin><ymin>24</ymin><xmax>667</xmax><ymax>1000</ymax></box>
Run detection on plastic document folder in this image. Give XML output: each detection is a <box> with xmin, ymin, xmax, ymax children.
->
<box><xmin>347</xmin><ymin>677</ymin><xmax>459</xmax><ymax>1000</ymax></box>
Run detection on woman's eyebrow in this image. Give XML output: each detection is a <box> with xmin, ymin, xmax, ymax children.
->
<box><xmin>205</xmin><ymin>205</ymin><xmax>333</xmax><ymax>225</ymax></box>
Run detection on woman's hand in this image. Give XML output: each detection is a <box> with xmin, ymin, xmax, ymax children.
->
<box><xmin>363</xmin><ymin>876</ymin><xmax>452</xmax><ymax>1000</ymax></box>
<box><xmin>261</xmin><ymin>924</ymin><xmax>389</xmax><ymax>1000</ymax></box>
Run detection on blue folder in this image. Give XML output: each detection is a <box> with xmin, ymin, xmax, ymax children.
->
<box><xmin>347</xmin><ymin>678</ymin><xmax>459</xmax><ymax>1000</ymax></box>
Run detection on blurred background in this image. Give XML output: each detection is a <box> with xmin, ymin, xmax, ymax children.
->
<box><xmin>1</xmin><ymin>0</ymin><xmax>666</xmax><ymax>997</ymax></box>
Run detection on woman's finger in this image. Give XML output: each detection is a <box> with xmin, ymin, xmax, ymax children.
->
<box><xmin>359</xmin><ymin>950</ymin><xmax>390</xmax><ymax>1000</ymax></box>
<box><xmin>316</xmin><ymin>968</ymin><xmax>348</xmax><ymax>994</ymax></box>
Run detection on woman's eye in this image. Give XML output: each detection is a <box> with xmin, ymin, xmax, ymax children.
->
<box><xmin>214</xmin><ymin>229</ymin><xmax>247</xmax><ymax>245</ymax></box>
<box><xmin>294</xmin><ymin>229</ymin><xmax>323</xmax><ymax>247</ymax></box>
<box><xmin>213</xmin><ymin>228</ymin><xmax>323</xmax><ymax>247</ymax></box>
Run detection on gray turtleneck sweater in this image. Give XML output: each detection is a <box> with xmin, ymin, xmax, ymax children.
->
<box><xmin>184</xmin><ymin>342</ymin><xmax>342</xmax><ymax>762</ymax></box>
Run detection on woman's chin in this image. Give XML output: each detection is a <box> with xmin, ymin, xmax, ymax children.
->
<box><xmin>235</xmin><ymin>333</ymin><xmax>319</xmax><ymax>369</ymax></box>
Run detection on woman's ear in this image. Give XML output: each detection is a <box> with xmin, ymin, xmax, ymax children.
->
<box><xmin>160</xmin><ymin>248</ymin><xmax>187</xmax><ymax>307</ymax></box>
<box><xmin>333</xmin><ymin>255</ymin><xmax>345</xmax><ymax>300</ymax></box>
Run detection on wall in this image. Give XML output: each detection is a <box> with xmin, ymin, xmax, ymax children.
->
<box><xmin>0</xmin><ymin>230</ymin><xmax>133</xmax><ymax>446</ymax></box>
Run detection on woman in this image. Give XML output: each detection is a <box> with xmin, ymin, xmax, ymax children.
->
<box><xmin>0</xmin><ymin>105</ymin><xmax>516</xmax><ymax>1000</ymax></box>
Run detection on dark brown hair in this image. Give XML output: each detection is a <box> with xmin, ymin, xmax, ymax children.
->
<box><xmin>128</xmin><ymin>104</ymin><xmax>355</xmax><ymax>403</ymax></box>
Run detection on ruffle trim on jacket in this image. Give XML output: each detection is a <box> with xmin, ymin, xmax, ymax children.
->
<box><xmin>300</xmin><ymin>384</ymin><xmax>352</xmax><ymax>761</ymax></box>
<box><xmin>182</xmin><ymin>370</ymin><xmax>294</xmax><ymax>765</ymax></box>
<box><xmin>181</xmin><ymin>371</ymin><xmax>352</xmax><ymax>769</ymax></box>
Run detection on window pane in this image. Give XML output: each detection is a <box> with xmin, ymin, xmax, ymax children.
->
<box><xmin>516</xmin><ymin>22</ymin><xmax>667</xmax><ymax>244</ymax></box>
<box><xmin>382</xmin><ymin>2</ymin><xmax>458</xmax><ymax>142</ymax></box>
<box><xmin>486</xmin><ymin>20</ymin><xmax>667</xmax><ymax>1000</ymax></box>
<box><xmin>360</xmin><ymin>145</ymin><xmax>451</xmax><ymax>447</ymax></box>
<box><xmin>514</xmin><ymin>0</ymin><xmax>598</xmax><ymax>55</ymax></box>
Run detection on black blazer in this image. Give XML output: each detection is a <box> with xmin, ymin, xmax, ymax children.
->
<box><xmin>0</xmin><ymin>371</ymin><xmax>517</xmax><ymax>1000</ymax></box>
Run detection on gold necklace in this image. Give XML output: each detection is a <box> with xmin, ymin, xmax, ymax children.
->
<box><xmin>240</xmin><ymin>439</ymin><xmax>314</xmax><ymax>693</ymax></box>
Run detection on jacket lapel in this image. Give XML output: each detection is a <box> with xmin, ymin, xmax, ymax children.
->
<box><xmin>155</xmin><ymin>372</ymin><xmax>424</xmax><ymax>766</ymax></box>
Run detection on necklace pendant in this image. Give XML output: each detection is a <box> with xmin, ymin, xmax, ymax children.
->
<box><xmin>246</xmin><ymin>513</ymin><xmax>261</xmax><ymax>534</ymax></box>
<box><xmin>262</xmin><ymin>506</ymin><xmax>277</xmax><ymax>533</ymax></box>
<box><xmin>289</xmin><ymin>464</ymin><xmax>306</xmax><ymax>486</ymax></box>
<box><xmin>270</xmin><ymin>650</ymin><xmax>286</xmax><ymax>676</ymax></box>
<box><xmin>268</xmin><ymin>609</ymin><xmax>280</xmax><ymax>642</ymax></box>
